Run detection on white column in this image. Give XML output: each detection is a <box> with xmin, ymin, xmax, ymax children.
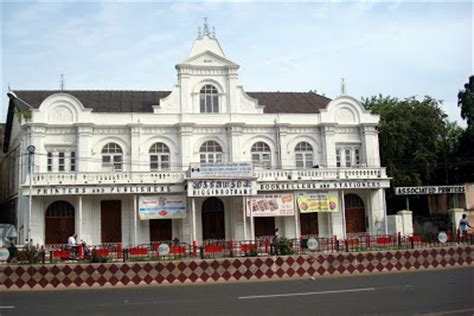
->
<box><xmin>76</xmin><ymin>196</ymin><xmax>83</xmax><ymax>241</ymax></box>
<box><xmin>321</xmin><ymin>124</ymin><xmax>337</xmax><ymax>167</ymax></box>
<box><xmin>242</xmin><ymin>197</ymin><xmax>248</xmax><ymax>240</ymax></box>
<box><xmin>277</xmin><ymin>124</ymin><xmax>290</xmax><ymax>168</ymax></box>
<box><xmin>76</xmin><ymin>123</ymin><xmax>93</xmax><ymax>171</ymax></box>
<box><xmin>341</xmin><ymin>190</ymin><xmax>346</xmax><ymax>238</ymax></box>
<box><xmin>250</xmin><ymin>200</ymin><xmax>255</xmax><ymax>240</ymax></box>
<box><xmin>129</xmin><ymin>124</ymin><xmax>142</xmax><ymax>172</ymax></box>
<box><xmin>132</xmin><ymin>195</ymin><xmax>138</xmax><ymax>245</ymax></box>
<box><xmin>294</xmin><ymin>194</ymin><xmax>300</xmax><ymax>239</ymax></box>
<box><xmin>191</xmin><ymin>198</ymin><xmax>196</xmax><ymax>242</ymax></box>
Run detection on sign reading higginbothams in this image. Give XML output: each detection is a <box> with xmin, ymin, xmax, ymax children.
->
<box><xmin>187</xmin><ymin>179</ymin><xmax>257</xmax><ymax>197</ymax></box>
<box><xmin>394</xmin><ymin>185</ymin><xmax>465</xmax><ymax>195</ymax></box>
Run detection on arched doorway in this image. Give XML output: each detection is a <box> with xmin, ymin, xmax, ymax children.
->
<box><xmin>201</xmin><ymin>197</ymin><xmax>225</xmax><ymax>240</ymax></box>
<box><xmin>45</xmin><ymin>201</ymin><xmax>75</xmax><ymax>244</ymax></box>
<box><xmin>300</xmin><ymin>213</ymin><xmax>319</xmax><ymax>236</ymax></box>
<box><xmin>344</xmin><ymin>194</ymin><xmax>366</xmax><ymax>233</ymax></box>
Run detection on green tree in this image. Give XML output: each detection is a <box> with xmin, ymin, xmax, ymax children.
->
<box><xmin>457</xmin><ymin>75</ymin><xmax>474</xmax><ymax>128</ymax></box>
<box><xmin>362</xmin><ymin>95</ymin><xmax>450</xmax><ymax>212</ymax></box>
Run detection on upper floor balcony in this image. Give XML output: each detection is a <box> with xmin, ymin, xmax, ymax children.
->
<box><xmin>24</xmin><ymin>167</ymin><xmax>387</xmax><ymax>187</ymax></box>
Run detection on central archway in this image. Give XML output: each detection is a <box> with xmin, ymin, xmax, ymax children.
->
<box><xmin>45</xmin><ymin>201</ymin><xmax>75</xmax><ymax>244</ymax></box>
<box><xmin>201</xmin><ymin>197</ymin><xmax>225</xmax><ymax>240</ymax></box>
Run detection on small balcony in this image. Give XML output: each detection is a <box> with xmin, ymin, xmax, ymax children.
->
<box><xmin>27</xmin><ymin>171</ymin><xmax>185</xmax><ymax>186</ymax></box>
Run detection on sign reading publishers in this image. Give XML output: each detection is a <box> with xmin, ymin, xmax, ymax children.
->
<box><xmin>297</xmin><ymin>192</ymin><xmax>339</xmax><ymax>213</ymax></box>
<box><xmin>138</xmin><ymin>195</ymin><xmax>186</xmax><ymax>220</ymax></box>
<box><xmin>249</xmin><ymin>194</ymin><xmax>295</xmax><ymax>217</ymax></box>
<box><xmin>395</xmin><ymin>186</ymin><xmax>465</xmax><ymax>195</ymax></box>
<box><xmin>190</xmin><ymin>162</ymin><xmax>253</xmax><ymax>178</ymax></box>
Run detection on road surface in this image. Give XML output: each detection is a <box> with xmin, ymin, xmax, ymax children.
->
<box><xmin>1</xmin><ymin>267</ymin><xmax>473</xmax><ymax>315</ymax></box>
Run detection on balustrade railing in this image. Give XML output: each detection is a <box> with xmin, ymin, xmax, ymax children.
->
<box><xmin>24</xmin><ymin>167</ymin><xmax>387</xmax><ymax>186</ymax></box>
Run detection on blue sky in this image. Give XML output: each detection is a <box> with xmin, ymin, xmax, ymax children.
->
<box><xmin>1</xmin><ymin>1</ymin><xmax>472</xmax><ymax>125</ymax></box>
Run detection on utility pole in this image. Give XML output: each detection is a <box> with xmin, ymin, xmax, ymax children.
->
<box><xmin>27</xmin><ymin>145</ymin><xmax>36</xmax><ymax>243</ymax></box>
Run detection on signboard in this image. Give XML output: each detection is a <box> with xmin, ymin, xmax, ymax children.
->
<box><xmin>188</xmin><ymin>179</ymin><xmax>257</xmax><ymax>197</ymax></box>
<box><xmin>395</xmin><ymin>186</ymin><xmax>465</xmax><ymax>196</ymax></box>
<box><xmin>190</xmin><ymin>162</ymin><xmax>253</xmax><ymax>178</ymax></box>
<box><xmin>258</xmin><ymin>180</ymin><xmax>389</xmax><ymax>191</ymax></box>
<box><xmin>25</xmin><ymin>184</ymin><xmax>185</xmax><ymax>196</ymax></box>
<box><xmin>438</xmin><ymin>232</ymin><xmax>448</xmax><ymax>243</ymax></box>
<box><xmin>138</xmin><ymin>195</ymin><xmax>186</xmax><ymax>220</ymax></box>
<box><xmin>158</xmin><ymin>244</ymin><xmax>170</xmax><ymax>256</ymax></box>
<box><xmin>249</xmin><ymin>194</ymin><xmax>295</xmax><ymax>217</ymax></box>
<box><xmin>307</xmin><ymin>238</ymin><xmax>318</xmax><ymax>251</ymax></box>
<box><xmin>297</xmin><ymin>192</ymin><xmax>339</xmax><ymax>213</ymax></box>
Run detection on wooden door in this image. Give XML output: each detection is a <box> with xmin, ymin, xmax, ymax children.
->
<box><xmin>202</xmin><ymin>197</ymin><xmax>225</xmax><ymax>240</ymax></box>
<box><xmin>254</xmin><ymin>217</ymin><xmax>275</xmax><ymax>238</ymax></box>
<box><xmin>345</xmin><ymin>208</ymin><xmax>366</xmax><ymax>233</ymax></box>
<box><xmin>300</xmin><ymin>212</ymin><xmax>319</xmax><ymax>236</ymax></box>
<box><xmin>45</xmin><ymin>201</ymin><xmax>75</xmax><ymax>245</ymax></box>
<box><xmin>149</xmin><ymin>219</ymin><xmax>172</xmax><ymax>242</ymax></box>
<box><xmin>101</xmin><ymin>200</ymin><xmax>122</xmax><ymax>243</ymax></box>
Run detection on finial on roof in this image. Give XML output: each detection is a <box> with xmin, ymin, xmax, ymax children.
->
<box><xmin>212</xmin><ymin>27</ymin><xmax>216</xmax><ymax>39</ymax></box>
<box><xmin>197</xmin><ymin>26</ymin><xmax>202</xmax><ymax>39</ymax></box>
<box><xmin>8</xmin><ymin>82</ymin><xmax>11</xmax><ymax>92</ymax></box>
<box><xmin>60</xmin><ymin>73</ymin><xmax>65</xmax><ymax>90</ymax></box>
<box><xmin>203</xmin><ymin>17</ymin><xmax>211</xmax><ymax>37</ymax></box>
<box><xmin>340</xmin><ymin>77</ymin><xmax>346</xmax><ymax>96</ymax></box>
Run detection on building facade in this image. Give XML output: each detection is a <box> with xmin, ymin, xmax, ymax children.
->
<box><xmin>1</xmin><ymin>22</ymin><xmax>390</xmax><ymax>246</ymax></box>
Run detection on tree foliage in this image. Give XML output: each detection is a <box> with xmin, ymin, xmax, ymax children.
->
<box><xmin>362</xmin><ymin>95</ymin><xmax>448</xmax><ymax>188</ymax></box>
<box><xmin>457</xmin><ymin>75</ymin><xmax>474</xmax><ymax>128</ymax></box>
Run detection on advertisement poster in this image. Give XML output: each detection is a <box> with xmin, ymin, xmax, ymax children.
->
<box><xmin>250</xmin><ymin>194</ymin><xmax>295</xmax><ymax>217</ymax></box>
<box><xmin>297</xmin><ymin>192</ymin><xmax>339</xmax><ymax>213</ymax></box>
<box><xmin>138</xmin><ymin>195</ymin><xmax>186</xmax><ymax>220</ymax></box>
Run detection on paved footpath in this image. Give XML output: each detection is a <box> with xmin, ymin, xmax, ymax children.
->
<box><xmin>1</xmin><ymin>267</ymin><xmax>473</xmax><ymax>315</ymax></box>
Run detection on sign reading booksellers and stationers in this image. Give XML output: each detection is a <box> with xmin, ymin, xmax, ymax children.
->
<box><xmin>395</xmin><ymin>186</ymin><xmax>465</xmax><ymax>196</ymax></box>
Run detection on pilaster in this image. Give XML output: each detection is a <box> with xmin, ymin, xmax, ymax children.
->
<box><xmin>76</xmin><ymin>123</ymin><xmax>94</xmax><ymax>172</ymax></box>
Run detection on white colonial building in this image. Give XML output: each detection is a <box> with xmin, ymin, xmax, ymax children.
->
<box><xmin>1</xmin><ymin>21</ymin><xmax>390</xmax><ymax>246</ymax></box>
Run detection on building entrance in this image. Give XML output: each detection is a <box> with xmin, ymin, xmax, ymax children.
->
<box><xmin>149</xmin><ymin>219</ymin><xmax>172</xmax><ymax>241</ymax></box>
<box><xmin>101</xmin><ymin>200</ymin><xmax>122</xmax><ymax>243</ymax></box>
<box><xmin>45</xmin><ymin>201</ymin><xmax>75</xmax><ymax>244</ymax></box>
<box><xmin>344</xmin><ymin>194</ymin><xmax>366</xmax><ymax>233</ymax></box>
<box><xmin>202</xmin><ymin>197</ymin><xmax>225</xmax><ymax>240</ymax></box>
<box><xmin>254</xmin><ymin>217</ymin><xmax>275</xmax><ymax>238</ymax></box>
<box><xmin>300</xmin><ymin>212</ymin><xmax>319</xmax><ymax>235</ymax></box>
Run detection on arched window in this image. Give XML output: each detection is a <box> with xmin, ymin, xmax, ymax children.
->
<box><xmin>102</xmin><ymin>143</ymin><xmax>123</xmax><ymax>171</ymax></box>
<box><xmin>295</xmin><ymin>142</ymin><xmax>313</xmax><ymax>169</ymax></box>
<box><xmin>251</xmin><ymin>142</ymin><xmax>271</xmax><ymax>169</ymax></box>
<box><xmin>200</xmin><ymin>85</ymin><xmax>219</xmax><ymax>113</ymax></box>
<box><xmin>149</xmin><ymin>142</ymin><xmax>170</xmax><ymax>171</ymax></box>
<box><xmin>199</xmin><ymin>140</ymin><xmax>223</xmax><ymax>163</ymax></box>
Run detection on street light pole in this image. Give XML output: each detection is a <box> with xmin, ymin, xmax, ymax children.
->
<box><xmin>27</xmin><ymin>145</ymin><xmax>36</xmax><ymax>243</ymax></box>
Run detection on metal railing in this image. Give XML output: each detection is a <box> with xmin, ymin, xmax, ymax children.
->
<box><xmin>4</xmin><ymin>232</ymin><xmax>472</xmax><ymax>265</ymax></box>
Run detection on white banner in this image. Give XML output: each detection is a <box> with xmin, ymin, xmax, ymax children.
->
<box><xmin>138</xmin><ymin>195</ymin><xmax>187</xmax><ymax>220</ymax></box>
<box><xmin>249</xmin><ymin>194</ymin><xmax>295</xmax><ymax>217</ymax></box>
<box><xmin>190</xmin><ymin>162</ymin><xmax>253</xmax><ymax>178</ymax></box>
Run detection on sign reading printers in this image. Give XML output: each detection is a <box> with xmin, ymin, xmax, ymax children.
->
<box><xmin>297</xmin><ymin>192</ymin><xmax>339</xmax><ymax>213</ymax></box>
<box><xmin>138</xmin><ymin>195</ymin><xmax>186</xmax><ymax>220</ymax></box>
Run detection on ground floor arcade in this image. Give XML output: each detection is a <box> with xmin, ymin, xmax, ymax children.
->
<box><xmin>19</xmin><ymin>187</ymin><xmax>388</xmax><ymax>246</ymax></box>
